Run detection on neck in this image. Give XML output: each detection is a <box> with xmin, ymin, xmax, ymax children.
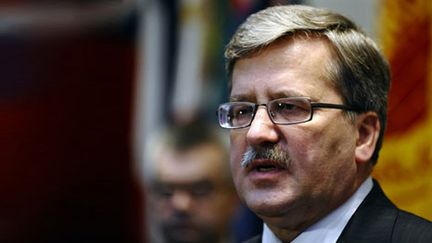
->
<box><xmin>262</xmin><ymin>173</ymin><xmax>372</xmax><ymax>242</ymax></box>
<box><xmin>263</xmin><ymin>208</ymin><xmax>332</xmax><ymax>242</ymax></box>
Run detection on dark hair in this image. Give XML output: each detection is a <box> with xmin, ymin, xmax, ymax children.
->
<box><xmin>166</xmin><ymin>121</ymin><xmax>224</xmax><ymax>151</ymax></box>
<box><xmin>144</xmin><ymin>120</ymin><xmax>231</xmax><ymax>182</ymax></box>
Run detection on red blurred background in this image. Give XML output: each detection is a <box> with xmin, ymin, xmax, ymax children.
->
<box><xmin>0</xmin><ymin>2</ymin><xmax>142</xmax><ymax>242</ymax></box>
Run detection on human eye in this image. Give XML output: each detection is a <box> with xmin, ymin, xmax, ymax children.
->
<box><xmin>151</xmin><ymin>183</ymin><xmax>174</xmax><ymax>199</ymax></box>
<box><xmin>228</xmin><ymin>103</ymin><xmax>254</xmax><ymax>125</ymax></box>
<box><xmin>231</xmin><ymin>105</ymin><xmax>252</xmax><ymax>117</ymax></box>
<box><xmin>275</xmin><ymin>102</ymin><xmax>297</xmax><ymax>111</ymax></box>
<box><xmin>189</xmin><ymin>181</ymin><xmax>214</xmax><ymax>198</ymax></box>
<box><xmin>270</xmin><ymin>99</ymin><xmax>310</xmax><ymax>122</ymax></box>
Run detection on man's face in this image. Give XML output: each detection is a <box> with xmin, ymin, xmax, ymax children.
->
<box><xmin>149</xmin><ymin>144</ymin><xmax>236</xmax><ymax>243</ymax></box>
<box><xmin>229</xmin><ymin>38</ymin><xmax>359</xmax><ymax>227</ymax></box>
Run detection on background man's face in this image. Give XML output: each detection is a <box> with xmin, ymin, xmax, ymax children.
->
<box><xmin>149</xmin><ymin>143</ymin><xmax>236</xmax><ymax>243</ymax></box>
<box><xmin>229</xmin><ymin>38</ymin><xmax>359</xmax><ymax>227</ymax></box>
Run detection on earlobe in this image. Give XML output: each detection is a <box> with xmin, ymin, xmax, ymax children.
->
<box><xmin>355</xmin><ymin>112</ymin><xmax>380</xmax><ymax>164</ymax></box>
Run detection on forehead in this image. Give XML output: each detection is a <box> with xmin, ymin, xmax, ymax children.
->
<box><xmin>231</xmin><ymin>37</ymin><xmax>339</xmax><ymax>101</ymax></box>
<box><xmin>156</xmin><ymin>144</ymin><xmax>227</xmax><ymax>183</ymax></box>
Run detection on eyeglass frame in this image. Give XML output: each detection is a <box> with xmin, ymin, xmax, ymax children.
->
<box><xmin>217</xmin><ymin>97</ymin><xmax>361</xmax><ymax>129</ymax></box>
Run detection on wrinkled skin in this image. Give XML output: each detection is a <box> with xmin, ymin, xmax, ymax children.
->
<box><xmin>229</xmin><ymin>37</ymin><xmax>377</xmax><ymax>241</ymax></box>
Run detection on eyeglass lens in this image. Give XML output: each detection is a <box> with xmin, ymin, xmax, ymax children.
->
<box><xmin>218</xmin><ymin>98</ymin><xmax>312</xmax><ymax>128</ymax></box>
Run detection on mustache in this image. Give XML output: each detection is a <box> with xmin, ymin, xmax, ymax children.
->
<box><xmin>240</xmin><ymin>145</ymin><xmax>291</xmax><ymax>168</ymax></box>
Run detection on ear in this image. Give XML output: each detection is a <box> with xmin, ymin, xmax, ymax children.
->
<box><xmin>355</xmin><ymin>112</ymin><xmax>380</xmax><ymax>164</ymax></box>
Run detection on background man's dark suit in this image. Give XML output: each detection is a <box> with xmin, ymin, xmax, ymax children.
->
<box><xmin>245</xmin><ymin>181</ymin><xmax>432</xmax><ymax>243</ymax></box>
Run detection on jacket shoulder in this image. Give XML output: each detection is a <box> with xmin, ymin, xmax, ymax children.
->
<box><xmin>392</xmin><ymin>210</ymin><xmax>432</xmax><ymax>242</ymax></box>
<box><xmin>338</xmin><ymin>180</ymin><xmax>432</xmax><ymax>243</ymax></box>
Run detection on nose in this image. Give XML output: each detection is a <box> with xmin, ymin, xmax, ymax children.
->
<box><xmin>171</xmin><ymin>190</ymin><xmax>193</xmax><ymax>212</ymax></box>
<box><xmin>246</xmin><ymin>106</ymin><xmax>280</xmax><ymax>146</ymax></box>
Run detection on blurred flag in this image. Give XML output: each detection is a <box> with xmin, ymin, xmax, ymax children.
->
<box><xmin>373</xmin><ymin>0</ymin><xmax>431</xmax><ymax>220</ymax></box>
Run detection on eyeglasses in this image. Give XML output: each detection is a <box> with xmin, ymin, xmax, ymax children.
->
<box><xmin>217</xmin><ymin>97</ymin><xmax>358</xmax><ymax>129</ymax></box>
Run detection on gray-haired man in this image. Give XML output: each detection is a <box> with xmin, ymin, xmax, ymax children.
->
<box><xmin>217</xmin><ymin>5</ymin><xmax>432</xmax><ymax>243</ymax></box>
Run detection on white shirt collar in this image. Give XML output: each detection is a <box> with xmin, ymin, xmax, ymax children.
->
<box><xmin>262</xmin><ymin>177</ymin><xmax>373</xmax><ymax>243</ymax></box>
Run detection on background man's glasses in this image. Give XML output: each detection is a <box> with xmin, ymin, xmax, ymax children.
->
<box><xmin>217</xmin><ymin>97</ymin><xmax>358</xmax><ymax>129</ymax></box>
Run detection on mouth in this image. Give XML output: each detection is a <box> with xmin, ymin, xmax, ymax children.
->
<box><xmin>247</xmin><ymin>159</ymin><xmax>287</xmax><ymax>173</ymax></box>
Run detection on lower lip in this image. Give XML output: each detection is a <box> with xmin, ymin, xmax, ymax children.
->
<box><xmin>247</xmin><ymin>168</ymin><xmax>286</xmax><ymax>183</ymax></box>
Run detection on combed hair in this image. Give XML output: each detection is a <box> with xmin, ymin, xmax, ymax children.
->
<box><xmin>225</xmin><ymin>5</ymin><xmax>391</xmax><ymax>164</ymax></box>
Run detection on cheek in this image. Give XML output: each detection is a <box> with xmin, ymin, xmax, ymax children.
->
<box><xmin>191</xmin><ymin>199</ymin><xmax>231</xmax><ymax>231</ymax></box>
<box><xmin>287</xmin><ymin>123</ymin><xmax>356</xmax><ymax>177</ymax></box>
<box><xmin>229</xmin><ymin>132</ymin><xmax>247</xmax><ymax>197</ymax></box>
<box><xmin>229</xmin><ymin>148</ymin><xmax>242</xmax><ymax>190</ymax></box>
<box><xmin>229</xmin><ymin>132</ymin><xmax>246</xmax><ymax>168</ymax></box>
<box><xmin>151</xmin><ymin>199</ymin><xmax>171</xmax><ymax>221</ymax></box>
<box><xmin>202</xmin><ymin>195</ymin><xmax>234</xmax><ymax>220</ymax></box>
<box><xmin>283</xmin><ymin>127</ymin><xmax>338</xmax><ymax>170</ymax></box>
<box><xmin>280</xmin><ymin>127</ymin><xmax>314</xmax><ymax>163</ymax></box>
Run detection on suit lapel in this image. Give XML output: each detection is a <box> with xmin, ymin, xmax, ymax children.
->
<box><xmin>337</xmin><ymin>180</ymin><xmax>398</xmax><ymax>243</ymax></box>
<box><xmin>243</xmin><ymin>181</ymin><xmax>400</xmax><ymax>243</ymax></box>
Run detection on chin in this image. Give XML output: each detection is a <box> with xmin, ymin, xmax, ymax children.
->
<box><xmin>243</xmin><ymin>188</ymin><xmax>296</xmax><ymax>218</ymax></box>
<box><xmin>248</xmin><ymin>201</ymin><xmax>290</xmax><ymax>218</ymax></box>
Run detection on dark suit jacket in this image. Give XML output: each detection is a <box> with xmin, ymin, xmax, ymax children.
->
<box><xmin>244</xmin><ymin>180</ymin><xmax>432</xmax><ymax>243</ymax></box>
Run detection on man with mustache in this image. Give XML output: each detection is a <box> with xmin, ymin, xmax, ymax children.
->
<box><xmin>217</xmin><ymin>5</ymin><xmax>432</xmax><ymax>243</ymax></box>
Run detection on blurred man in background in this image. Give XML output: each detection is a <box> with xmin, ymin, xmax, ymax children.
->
<box><xmin>144</xmin><ymin>121</ymin><xmax>240</xmax><ymax>243</ymax></box>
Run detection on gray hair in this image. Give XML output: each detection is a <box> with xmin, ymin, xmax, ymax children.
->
<box><xmin>225</xmin><ymin>5</ymin><xmax>390</xmax><ymax>164</ymax></box>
